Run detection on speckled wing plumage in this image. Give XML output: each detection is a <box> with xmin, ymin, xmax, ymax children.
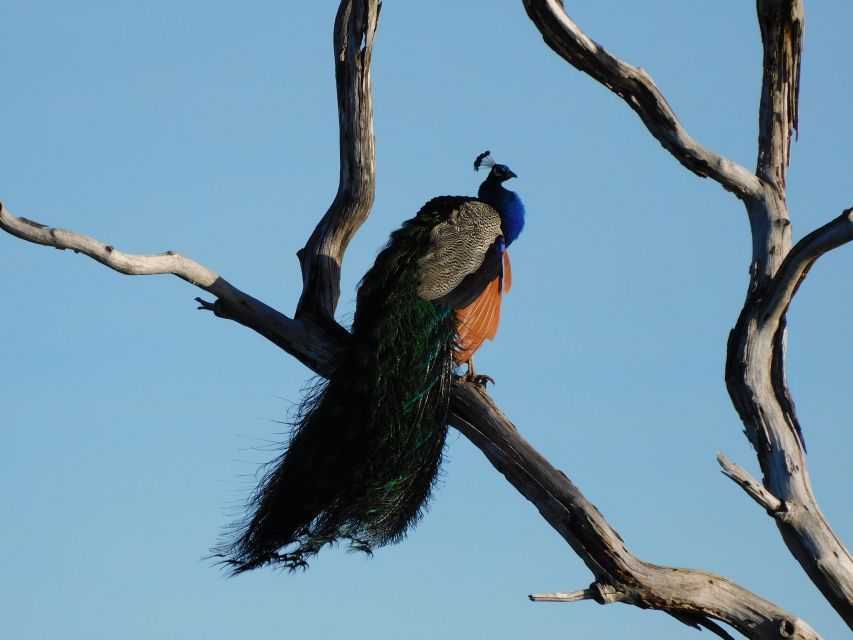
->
<box><xmin>416</xmin><ymin>200</ymin><xmax>504</xmax><ymax>309</ymax></box>
<box><xmin>453</xmin><ymin>249</ymin><xmax>512</xmax><ymax>364</ymax></box>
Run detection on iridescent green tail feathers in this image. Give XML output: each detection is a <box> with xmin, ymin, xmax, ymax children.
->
<box><xmin>218</xmin><ymin>205</ymin><xmax>458</xmax><ymax>573</ymax></box>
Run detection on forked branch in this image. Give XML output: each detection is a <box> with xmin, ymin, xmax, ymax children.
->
<box><xmin>522</xmin><ymin>0</ymin><xmax>852</xmax><ymax>625</ymax></box>
<box><xmin>521</xmin><ymin>0</ymin><xmax>762</xmax><ymax>201</ymax></box>
<box><xmin>761</xmin><ymin>207</ymin><xmax>853</xmax><ymax>324</ymax></box>
<box><xmin>451</xmin><ymin>385</ymin><xmax>819</xmax><ymax>639</ymax></box>
<box><xmin>296</xmin><ymin>0</ymin><xmax>380</xmax><ymax>322</ymax></box>
<box><xmin>0</xmin><ymin>0</ymin><xmax>839</xmax><ymax>636</ymax></box>
<box><xmin>717</xmin><ymin>453</ymin><xmax>783</xmax><ymax>514</ymax></box>
<box><xmin>0</xmin><ymin>202</ymin><xmax>821</xmax><ymax>639</ymax></box>
<box><xmin>0</xmin><ymin>204</ymin><xmax>343</xmax><ymax>376</ymax></box>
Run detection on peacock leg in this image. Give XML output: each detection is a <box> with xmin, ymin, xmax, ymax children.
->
<box><xmin>463</xmin><ymin>356</ymin><xmax>495</xmax><ymax>387</ymax></box>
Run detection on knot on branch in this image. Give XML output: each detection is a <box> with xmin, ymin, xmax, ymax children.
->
<box><xmin>592</xmin><ymin>582</ymin><xmax>626</xmax><ymax>605</ymax></box>
<box><xmin>772</xmin><ymin>500</ymin><xmax>794</xmax><ymax>524</ymax></box>
<box><xmin>779</xmin><ymin>616</ymin><xmax>810</xmax><ymax>639</ymax></box>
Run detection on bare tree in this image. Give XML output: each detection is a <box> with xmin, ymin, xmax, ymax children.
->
<box><xmin>1</xmin><ymin>1</ymin><xmax>850</xmax><ymax>638</ymax></box>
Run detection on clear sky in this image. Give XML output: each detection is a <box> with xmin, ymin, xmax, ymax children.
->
<box><xmin>1</xmin><ymin>2</ymin><xmax>851</xmax><ymax>638</ymax></box>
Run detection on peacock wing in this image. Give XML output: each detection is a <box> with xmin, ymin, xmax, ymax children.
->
<box><xmin>501</xmin><ymin>249</ymin><xmax>512</xmax><ymax>293</ymax></box>
<box><xmin>416</xmin><ymin>200</ymin><xmax>503</xmax><ymax>308</ymax></box>
<box><xmin>454</xmin><ymin>275</ymin><xmax>501</xmax><ymax>364</ymax></box>
<box><xmin>453</xmin><ymin>251</ymin><xmax>511</xmax><ymax>363</ymax></box>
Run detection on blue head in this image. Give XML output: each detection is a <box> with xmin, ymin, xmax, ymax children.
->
<box><xmin>474</xmin><ymin>151</ymin><xmax>525</xmax><ymax>246</ymax></box>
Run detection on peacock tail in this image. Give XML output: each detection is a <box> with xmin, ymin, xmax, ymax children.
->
<box><xmin>220</xmin><ymin>199</ymin><xmax>461</xmax><ymax>572</ymax></box>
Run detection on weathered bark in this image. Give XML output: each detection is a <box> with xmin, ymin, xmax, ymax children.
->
<box><xmin>520</xmin><ymin>0</ymin><xmax>762</xmax><ymax>202</ymax></box>
<box><xmin>725</xmin><ymin>198</ymin><xmax>853</xmax><ymax>627</ymax></box>
<box><xmin>730</xmin><ymin>2</ymin><xmax>853</xmax><ymax>626</ymax></box>
<box><xmin>1</xmin><ymin>0</ymin><xmax>848</xmax><ymax>636</ymax></box>
<box><xmin>756</xmin><ymin>0</ymin><xmax>802</xmax><ymax>192</ymax></box>
<box><xmin>295</xmin><ymin>0</ymin><xmax>379</xmax><ymax>323</ymax></box>
<box><xmin>451</xmin><ymin>386</ymin><xmax>820</xmax><ymax>640</ymax></box>
<box><xmin>0</xmin><ymin>201</ymin><xmax>821</xmax><ymax>639</ymax></box>
<box><xmin>522</xmin><ymin>0</ymin><xmax>853</xmax><ymax>626</ymax></box>
<box><xmin>0</xmin><ymin>206</ymin><xmax>345</xmax><ymax>376</ymax></box>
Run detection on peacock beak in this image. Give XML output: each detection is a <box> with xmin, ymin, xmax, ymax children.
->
<box><xmin>508</xmin><ymin>170</ymin><xmax>517</xmax><ymax>179</ymax></box>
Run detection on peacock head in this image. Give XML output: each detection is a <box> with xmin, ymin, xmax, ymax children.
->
<box><xmin>474</xmin><ymin>150</ymin><xmax>517</xmax><ymax>183</ymax></box>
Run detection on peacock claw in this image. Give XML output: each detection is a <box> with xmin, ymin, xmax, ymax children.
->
<box><xmin>462</xmin><ymin>356</ymin><xmax>494</xmax><ymax>387</ymax></box>
<box><xmin>469</xmin><ymin>373</ymin><xmax>495</xmax><ymax>387</ymax></box>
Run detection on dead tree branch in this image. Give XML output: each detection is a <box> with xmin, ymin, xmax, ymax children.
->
<box><xmin>0</xmin><ymin>200</ymin><xmax>822</xmax><ymax>637</ymax></box>
<box><xmin>520</xmin><ymin>0</ymin><xmax>762</xmax><ymax>201</ymax></box>
<box><xmin>726</xmin><ymin>206</ymin><xmax>853</xmax><ymax>626</ymax></box>
<box><xmin>0</xmin><ymin>0</ymin><xmax>843</xmax><ymax>636</ymax></box>
<box><xmin>522</xmin><ymin>0</ymin><xmax>853</xmax><ymax>626</ymax></box>
<box><xmin>761</xmin><ymin>207</ymin><xmax>853</xmax><ymax>324</ymax></box>
<box><xmin>529</xmin><ymin>588</ymin><xmax>597</xmax><ymax>603</ymax></box>
<box><xmin>295</xmin><ymin>0</ymin><xmax>379</xmax><ymax>323</ymax></box>
<box><xmin>451</xmin><ymin>385</ymin><xmax>820</xmax><ymax>639</ymax></box>
<box><xmin>0</xmin><ymin>204</ymin><xmax>344</xmax><ymax>377</ymax></box>
<box><xmin>756</xmin><ymin>0</ymin><xmax>803</xmax><ymax>191</ymax></box>
<box><xmin>717</xmin><ymin>453</ymin><xmax>784</xmax><ymax>514</ymax></box>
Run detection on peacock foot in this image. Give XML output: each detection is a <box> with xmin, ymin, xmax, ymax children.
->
<box><xmin>461</xmin><ymin>370</ymin><xmax>495</xmax><ymax>387</ymax></box>
<box><xmin>461</xmin><ymin>356</ymin><xmax>495</xmax><ymax>387</ymax></box>
<box><xmin>471</xmin><ymin>373</ymin><xmax>495</xmax><ymax>387</ymax></box>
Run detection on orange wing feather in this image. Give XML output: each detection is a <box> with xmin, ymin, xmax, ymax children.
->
<box><xmin>502</xmin><ymin>249</ymin><xmax>512</xmax><ymax>293</ymax></box>
<box><xmin>453</xmin><ymin>251</ymin><xmax>511</xmax><ymax>365</ymax></box>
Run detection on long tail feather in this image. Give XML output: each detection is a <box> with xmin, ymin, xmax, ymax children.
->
<box><xmin>218</xmin><ymin>210</ymin><xmax>456</xmax><ymax>572</ymax></box>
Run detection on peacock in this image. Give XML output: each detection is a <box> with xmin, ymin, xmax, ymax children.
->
<box><xmin>220</xmin><ymin>151</ymin><xmax>525</xmax><ymax>573</ymax></box>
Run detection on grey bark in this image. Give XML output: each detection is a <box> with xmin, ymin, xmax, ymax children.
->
<box><xmin>295</xmin><ymin>0</ymin><xmax>379</xmax><ymax>323</ymax></box>
<box><xmin>1</xmin><ymin>0</ymin><xmax>849</xmax><ymax>637</ymax></box>
<box><xmin>522</xmin><ymin>0</ymin><xmax>853</xmax><ymax>627</ymax></box>
<box><xmin>0</xmin><ymin>198</ymin><xmax>823</xmax><ymax>640</ymax></box>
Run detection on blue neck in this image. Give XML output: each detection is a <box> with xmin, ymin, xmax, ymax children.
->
<box><xmin>478</xmin><ymin>179</ymin><xmax>525</xmax><ymax>246</ymax></box>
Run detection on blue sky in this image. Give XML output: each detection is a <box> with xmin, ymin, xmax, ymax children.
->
<box><xmin>1</xmin><ymin>2</ymin><xmax>851</xmax><ymax>638</ymax></box>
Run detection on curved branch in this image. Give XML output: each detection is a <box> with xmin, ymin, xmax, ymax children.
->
<box><xmin>0</xmin><ymin>205</ymin><xmax>821</xmax><ymax>638</ymax></box>
<box><xmin>762</xmin><ymin>206</ymin><xmax>853</xmax><ymax>324</ymax></box>
<box><xmin>521</xmin><ymin>0</ymin><xmax>762</xmax><ymax>201</ymax></box>
<box><xmin>296</xmin><ymin>0</ymin><xmax>381</xmax><ymax>322</ymax></box>
<box><xmin>0</xmin><ymin>204</ymin><xmax>344</xmax><ymax>376</ymax></box>
<box><xmin>521</xmin><ymin>0</ymin><xmax>850</xmax><ymax>623</ymax></box>
<box><xmin>727</xmin><ymin>306</ymin><xmax>853</xmax><ymax>626</ymax></box>
<box><xmin>725</xmin><ymin>206</ymin><xmax>853</xmax><ymax>625</ymax></box>
<box><xmin>738</xmin><ymin>4</ymin><xmax>853</xmax><ymax>623</ymax></box>
<box><xmin>450</xmin><ymin>385</ymin><xmax>819</xmax><ymax>640</ymax></box>
<box><xmin>0</xmin><ymin>0</ymin><xmax>837</xmax><ymax>634</ymax></box>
